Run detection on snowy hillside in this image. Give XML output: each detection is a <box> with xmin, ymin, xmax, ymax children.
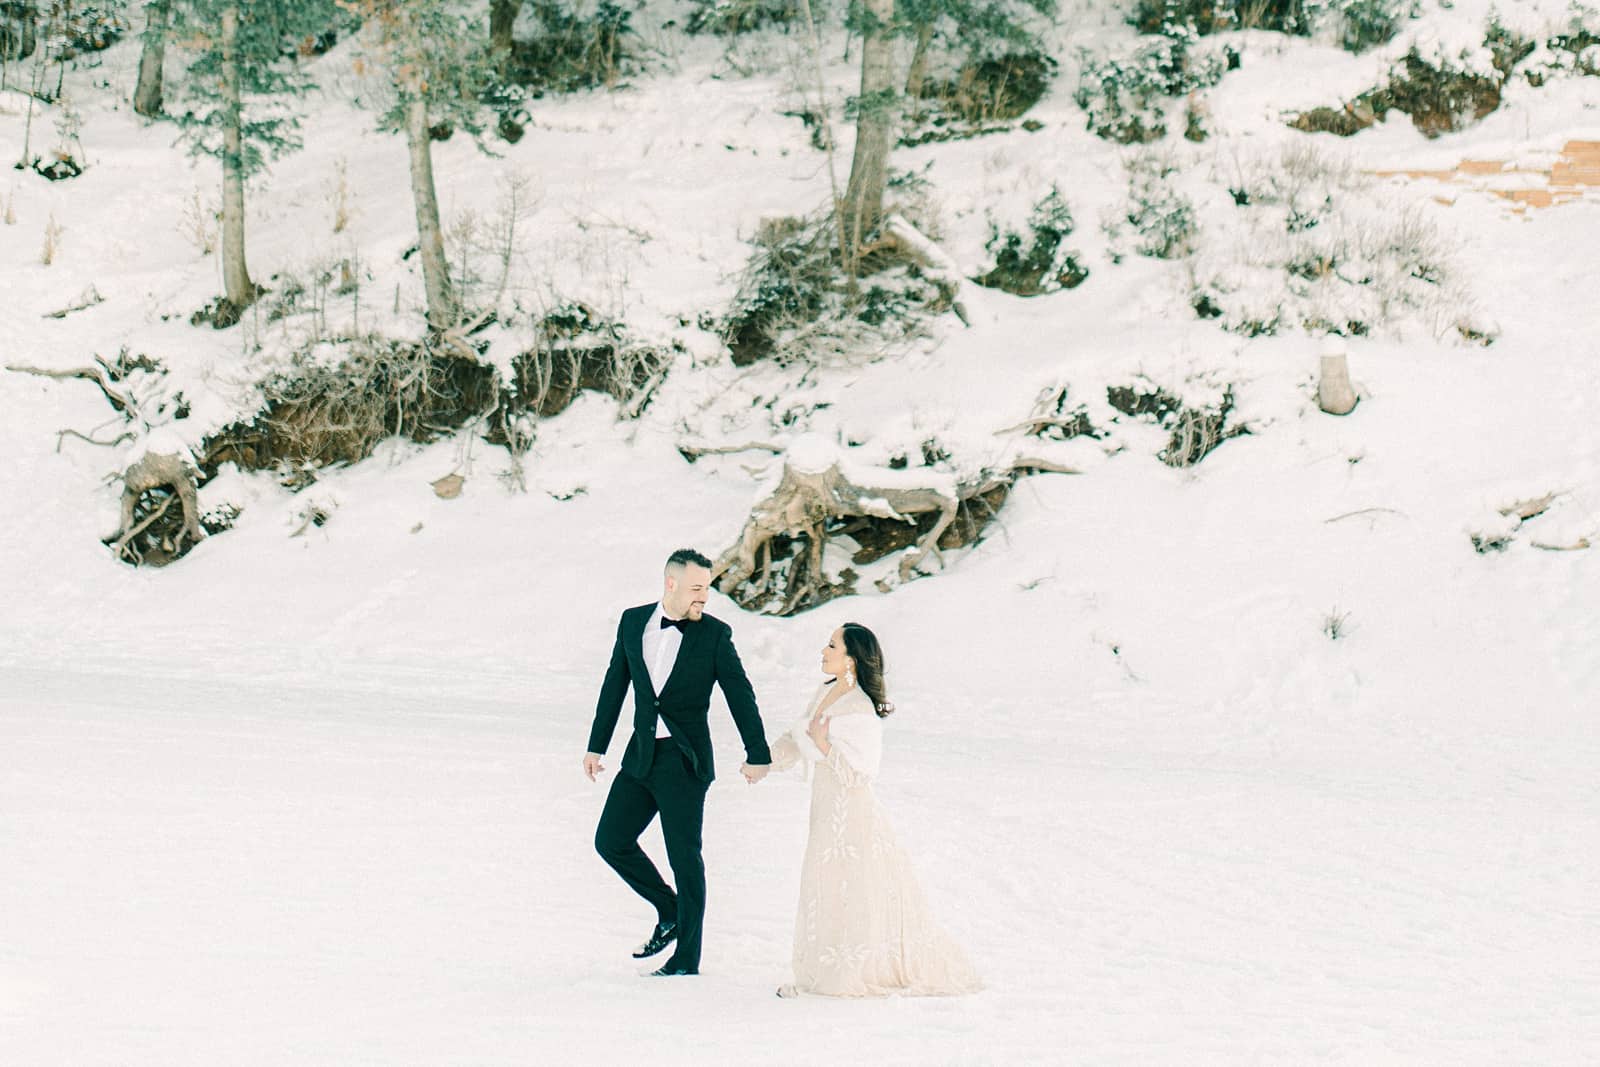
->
<box><xmin>2</xmin><ymin>0</ymin><xmax>1598</xmax><ymax>1062</ymax></box>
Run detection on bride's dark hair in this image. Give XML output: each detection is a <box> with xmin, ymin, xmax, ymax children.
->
<box><xmin>840</xmin><ymin>622</ymin><xmax>894</xmax><ymax>718</ymax></box>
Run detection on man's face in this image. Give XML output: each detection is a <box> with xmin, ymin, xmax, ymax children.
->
<box><xmin>664</xmin><ymin>563</ymin><xmax>711</xmax><ymax>620</ymax></box>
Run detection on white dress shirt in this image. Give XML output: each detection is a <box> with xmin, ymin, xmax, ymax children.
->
<box><xmin>641</xmin><ymin>603</ymin><xmax>684</xmax><ymax>739</ymax></box>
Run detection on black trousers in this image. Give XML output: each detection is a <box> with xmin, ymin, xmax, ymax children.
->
<box><xmin>594</xmin><ymin>738</ymin><xmax>711</xmax><ymax>972</ymax></box>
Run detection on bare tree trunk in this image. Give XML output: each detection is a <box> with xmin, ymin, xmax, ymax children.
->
<box><xmin>133</xmin><ymin>0</ymin><xmax>169</xmax><ymax>117</ymax></box>
<box><xmin>904</xmin><ymin>20</ymin><xmax>933</xmax><ymax>112</ymax></box>
<box><xmin>841</xmin><ymin>0</ymin><xmax>896</xmax><ymax>263</ymax></box>
<box><xmin>404</xmin><ymin>95</ymin><xmax>456</xmax><ymax>329</ymax></box>
<box><xmin>219</xmin><ymin>6</ymin><xmax>257</xmax><ymax>310</ymax></box>
<box><xmin>489</xmin><ymin>0</ymin><xmax>522</xmax><ymax>68</ymax></box>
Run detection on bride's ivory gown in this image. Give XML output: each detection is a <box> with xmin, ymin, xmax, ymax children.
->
<box><xmin>768</xmin><ymin>683</ymin><xmax>982</xmax><ymax>997</ymax></box>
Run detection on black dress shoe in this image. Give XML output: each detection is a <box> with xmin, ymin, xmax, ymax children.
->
<box><xmin>631</xmin><ymin>921</ymin><xmax>678</xmax><ymax>959</ymax></box>
<box><xmin>645</xmin><ymin>961</ymin><xmax>697</xmax><ymax>977</ymax></box>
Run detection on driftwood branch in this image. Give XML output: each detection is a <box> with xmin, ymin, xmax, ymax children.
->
<box><xmin>56</xmin><ymin>427</ymin><xmax>136</xmax><ymax>452</ymax></box>
<box><xmin>880</xmin><ymin>214</ymin><xmax>971</xmax><ymax>326</ymax></box>
<box><xmin>6</xmin><ymin>361</ymin><xmax>133</xmax><ymax>413</ymax></box>
<box><xmin>677</xmin><ymin>440</ymin><xmax>786</xmax><ymax>463</ymax></box>
<box><xmin>994</xmin><ymin>415</ymin><xmax>1090</xmax><ymax>437</ymax></box>
<box><xmin>1530</xmin><ymin>537</ymin><xmax>1590</xmax><ymax>551</ymax></box>
<box><xmin>1009</xmin><ymin>456</ymin><xmax>1083</xmax><ymax>476</ymax></box>
<box><xmin>1499</xmin><ymin>493</ymin><xmax>1558</xmax><ymax>521</ymax></box>
<box><xmin>713</xmin><ymin>438</ymin><xmax>1075</xmax><ymax>614</ymax></box>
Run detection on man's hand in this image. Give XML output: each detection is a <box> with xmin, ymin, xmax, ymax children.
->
<box><xmin>583</xmin><ymin>753</ymin><xmax>606</xmax><ymax>782</ymax></box>
<box><xmin>740</xmin><ymin>762</ymin><xmax>770</xmax><ymax>784</ymax></box>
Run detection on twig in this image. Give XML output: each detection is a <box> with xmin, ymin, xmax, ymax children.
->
<box><xmin>1530</xmin><ymin>538</ymin><xmax>1590</xmax><ymax>552</ymax></box>
<box><xmin>995</xmin><ymin>415</ymin><xmax>1090</xmax><ymax>436</ymax></box>
<box><xmin>56</xmin><ymin>427</ymin><xmax>135</xmax><ymax>452</ymax></box>
<box><xmin>1324</xmin><ymin>507</ymin><xmax>1406</xmax><ymax>524</ymax></box>
<box><xmin>42</xmin><ymin>285</ymin><xmax>104</xmax><ymax>319</ymax></box>
<box><xmin>6</xmin><ymin>362</ymin><xmax>133</xmax><ymax>413</ymax></box>
<box><xmin>677</xmin><ymin>440</ymin><xmax>785</xmax><ymax>462</ymax></box>
<box><xmin>1009</xmin><ymin>457</ymin><xmax>1082</xmax><ymax>476</ymax></box>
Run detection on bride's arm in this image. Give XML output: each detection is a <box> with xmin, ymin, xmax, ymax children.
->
<box><xmin>817</xmin><ymin>714</ymin><xmax>882</xmax><ymax>785</ymax></box>
<box><xmin>769</xmin><ymin>711</ymin><xmax>827</xmax><ymax>773</ymax></box>
<box><xmin>768</xmin><ymin>731</ymin><xmax>804</xmax><ymax>772</ymax></box>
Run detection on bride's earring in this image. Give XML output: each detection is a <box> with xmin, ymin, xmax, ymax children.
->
<box><xmin>846</xmin><ymin>665</ymin><xmax>856</xmax><ymax>688</ymax></box>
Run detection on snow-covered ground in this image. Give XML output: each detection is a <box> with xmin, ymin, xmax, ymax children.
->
<box><xmin>3</xmin><ymin>2</ymin><xmax>1599</xmax><ymax>1063</ymax></box>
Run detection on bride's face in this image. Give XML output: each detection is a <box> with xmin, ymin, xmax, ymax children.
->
<box><xmin>821</xmin><ymin>627</ymin><xmax>851</xmax><ymax>679</ymax></box>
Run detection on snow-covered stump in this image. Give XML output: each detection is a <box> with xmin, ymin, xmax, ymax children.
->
<box><xmin>107</xmin><ymin>451</ymin><xmax>205</xmax><ymax>566</ymax></box>
<box><xmin>713</xmin><ymin>436</ymin><xmax>1047</xmax><ymax>616</ymax></box>
<box><xmin>1318</xmin><ymin>338</ymin><xmax>1358</xmax><ymax>416</ymax></box>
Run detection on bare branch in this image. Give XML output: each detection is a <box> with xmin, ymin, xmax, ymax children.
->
<box><xmin>56</xmin><ymin>427</ymin><xmax>136</xmax><ymax>452</ymax></box>
<box><xmin>677</xmin><ymin>440</ymin><xmax>786</xmax><ymax>463</ymax></box>
<box><xmin>6</xmin><ymin>362</ymin><xmax>133</xmax><ymax>413</ymax></box>
<box><xmin>1530</xmin><ymin>538</ymin><xmax>1590</xmax><ymax>552</ymax></box>
<box><xmin>1499</xmin><ymin>493</ymin><xmax>1559</xmax><ymax>521</ymax></box>
<box><xmin>1324</xmin><ymin>507</ymin><xmax>1406</xmax><ymax>524</ymax></box>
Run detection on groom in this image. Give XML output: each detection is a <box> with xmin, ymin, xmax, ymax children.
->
<box><xmin>583</xmin><ymin>548</ymin><xmax>771</xmax><ymax>976</ymax></box>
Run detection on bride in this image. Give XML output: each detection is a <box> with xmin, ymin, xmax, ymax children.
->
<box><xmin>765</xmin><ymin>622</ymin><xmax>982</xmax><ymax>998</ymax></box>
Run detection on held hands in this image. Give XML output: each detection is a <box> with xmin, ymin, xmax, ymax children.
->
<box><xmin>740</xmin><ymin>762</ymin><xmax>770</xmax><ymax>785</ymax></box>
<box><xmin>583</xmin><ymin>753</ymin><xmax>605</xmax><ymax>782</ymax></box>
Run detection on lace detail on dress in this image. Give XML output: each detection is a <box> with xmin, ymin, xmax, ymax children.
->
<box><xmin>778</xmin><ymin>689</ymin><xmax>982</xmax><ymax>998</ymax></box>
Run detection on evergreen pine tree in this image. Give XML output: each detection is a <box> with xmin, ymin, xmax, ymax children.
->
<box><xmin>171</xmin><ymin>0</ymin><xmax>338</xmax><ymax>318</ymax></box>
<box><xmin>345</xmin><ymin>0</ymin><xmax>493</xmax><ymax>331</ymax></box>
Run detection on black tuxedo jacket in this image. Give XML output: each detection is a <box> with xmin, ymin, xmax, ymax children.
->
<box><xmin>586</xmin><ymin>604</ymin><xmax>771</xmax><ymax>783</ymax></box>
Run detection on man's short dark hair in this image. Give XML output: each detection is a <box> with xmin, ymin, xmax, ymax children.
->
<box><xmin>666</xmin><ymin>548</ymin><xmax>713</xmax><ymax>571</ymax></box>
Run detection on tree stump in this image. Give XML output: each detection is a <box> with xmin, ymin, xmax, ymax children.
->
<box><xmin>1318</xmin><ymin>339</ymin><xmax>1358</xmax><ymax>416</ymax></box>
<box><xmin>713</xmin><ymin>436</ymin><xmax>1034</xmax><ymax>615</ymax></box>
<box><xmin>108</xmin><ymin>451</ymin><xmax>204</xmax><ymax>564</ymax></box>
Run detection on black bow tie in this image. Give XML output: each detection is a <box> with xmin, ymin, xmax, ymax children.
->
<box><xmin>660</xmin><ymin>617</ymin><xmax>690</xmax><ymax>632</ymax></box>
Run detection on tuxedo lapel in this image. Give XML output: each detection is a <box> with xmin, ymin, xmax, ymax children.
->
<box><xmin>658</xmin><ymin>619</ymin><xmax>704</xmax><ymax>698</ymax></box>
<box><xmin>624</xmin><ymin>605</ymin><xmax>654</xmax><ymax>698</ymax></box>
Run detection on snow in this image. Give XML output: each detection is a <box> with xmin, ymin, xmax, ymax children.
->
<box><xmin>3</xmin><ymin>3</ymin><xmax>1599</xmax><ymax>1063</ymax></box>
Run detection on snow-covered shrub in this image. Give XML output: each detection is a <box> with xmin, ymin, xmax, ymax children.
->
<box><xmin>1519</xmin><ymin>8</ymin><xmax>1600</xmax><ymax>85</ymax></box>
<box><xmin>722</xmin><ymin>217</ymin><xmax>835</xmax><ymax>365</ymax></box>
<box><xmin>501</xmin><ymin>1</ymin><xmax>638</xmax><ymax>95</ymax></box>
<box><xmin>1335</xmin><ymin>0</ymin><xmax>1414</xmax><ymax>53</ymax></box>
<box><xmin>1075</xmin><ymin>30</ymin><xmax>1229</xmax><ymax>143</ymax></box>
<box><xmin>58</xmin><ymin>3</ymin><xmax>127</xmax><ymax>57</ymax></box>
<box><xmin>1105</xmin><ymin>374</ymin><xmax>1244</xmax><ymax>467</ymax></box>
<box><xmin>1187</xmin><ymin>144</ymin><xmax>1486</xmax><ymax>341</ymax></box>
<box><xmin>1132</xmin><ymin>0</ymin><xmax>1415</xmax><ymax>45</ymax></box>
<box><xmin>973</xmin><ymin>186</ymin><xmax>1090</xmax><ymax>296</ymax></box>
<box><xmin>1108</xmin><ymin>151</ymin><xmax>1198</xmax><ymax>260</ymax></box>
<box><xmin>901</xmin><ymin>50</ymin><xmax>1057</xmax><ymax>147</ymax></box>
<box><xmin>1130</xmin><ymin>0</ymin><xmax>1288</xmax><ymax>35</ymax></box>
<box><xmin>1376</xmin><ymin>45</ymin><xmax>1504</xmax><ymax>136</ymax></box>
<box><xmin>1291</xmin><ymin>37</ymin><xmax>1510</xmax><ymax>138</ymax></box>
<box><xmin>922</xmin><ymin>50</ymin><xmax>1056</xmax><ymax>123</ymax></box>
<box><xmin>685</xmin><ymin>0</ymin><xmax>797</xmax><ymax>35</ymax></box>
<box><xmin>498</xmin><ymin>301</ymin><xmax>669</xmax><ymax>429</ymax></box>
<box><xmin>721</xmin><ymin>214</ymin><xmax>945</xmax><ymax>366</ymax></box>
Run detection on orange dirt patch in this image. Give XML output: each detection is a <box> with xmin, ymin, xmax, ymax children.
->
<box><xmin>1373</xmin><ymin>139</ymin><xmax>1600</xmax><ymax>211</ymax></box>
